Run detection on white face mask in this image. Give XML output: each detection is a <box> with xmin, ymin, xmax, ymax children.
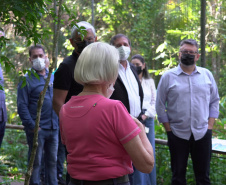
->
<box><xmin>106</xmin><ymin>84</ymin><xmax>115</xmax><ymax>99</ymax></box>
<box><xmin>32</xmin><ymin>57</ymin><xmax>46</xmax><ymax>71</ymax></box>
<box><xmin>117</xmin><ymin>46</ymin><xmax>131</xmax><ymax>61</ymax></box>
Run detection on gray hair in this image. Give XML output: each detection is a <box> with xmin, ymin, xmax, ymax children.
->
<box><xmin>74</xmin><ymin>42</ymin><xmax>119</xmax><ymax>85</ymax></box>
<box><xmin>180</xmin><ymin>39</ymin><xmax>199</xmax><ymax>52</ymax></box>
<box><xmin>71</xmin><ymin>21</ymin><xmax>96</xmax><ymax>39</ymax></box>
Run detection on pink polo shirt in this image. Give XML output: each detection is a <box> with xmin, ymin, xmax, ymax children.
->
<box><xmin>59</xmin><ymin>94</ymin><xmax>141</xmax><ymax>181</ymax></box>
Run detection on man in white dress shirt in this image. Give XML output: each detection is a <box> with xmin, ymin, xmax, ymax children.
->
<box><xmin>110</xmin><ymin>34</ymin><xmax>144</xmax><ymax>185</ymax></box>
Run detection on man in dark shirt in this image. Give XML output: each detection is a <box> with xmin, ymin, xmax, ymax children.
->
<box><xmin>53</xmin><ymin>21</ymin><xmax>96</xmax><ymax>185</ymax></box>
<box><xmin>53</xmin><ymin>21</ymin><xmax>96</xmax><ymax>113</ymax></box>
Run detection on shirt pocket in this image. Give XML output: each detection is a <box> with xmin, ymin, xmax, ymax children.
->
<box><xmin>192</xmin><ymin>78</ymin><xmax>212</xmax><ymax>101</ymax></box>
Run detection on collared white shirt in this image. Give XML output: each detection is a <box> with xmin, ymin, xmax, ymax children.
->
<box><xmin>141</xmin><ymin>78</ymin><xmax>156</xmax><ymax>118</ymax></box>
<box><xmin>118</xmin><ymin>61</ymin><xmax>141</xmax><ymax>117</ymax></box>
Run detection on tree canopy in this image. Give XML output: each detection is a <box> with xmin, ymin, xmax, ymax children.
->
<box><xmin>1</xmin><ymin>0</ymin><xmax>226</xmax><ymax>96</ymax></box>
<box><xmin>1</xmin><ymin>0</ymin><xmax>226</xmax><ymax>95</ymax></box>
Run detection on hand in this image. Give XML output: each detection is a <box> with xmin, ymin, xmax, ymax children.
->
<box><xmin>141</xmin><ymin>114</ymin><xmax>148</xmax><ymax>121</ymax></box>
<box><xmin>208</xmin><ymin>117</ymin><xmax>215</xmax><ymax>130</ymax></box>
<box><xmin>208</xmin><ymin>125</ymin><xmax>213</xmax><ymax>130</ymax></box>
<box><xmin>30</xmin><ymin>127</ymin><xmax>41</xmax><ymax>133</ymax></box>
<box><xmin>131</xmin><ymin>116</ymin><xmax>145</xmax><ymax>130</ymax></box>
<box><xmin>163</xmin><ymin>122</ymin><xmax>171</xmax><ymax>132</ymax></box>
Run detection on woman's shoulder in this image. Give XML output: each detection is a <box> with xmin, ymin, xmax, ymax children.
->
<box><xmin>101</xmin><ymin>97</ymin><xmax>124</xmax><ymax>106</ymax></box>
<box><xmin>100</xmin><ymin>98</ymin><xmax>128</xmax><ymax>111</ymax></box>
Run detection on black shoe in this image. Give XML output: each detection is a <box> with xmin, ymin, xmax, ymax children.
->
<box><xmin>58</xmin><ymin>175</ymin><xmax>66</xmax><ymax>185</ymax></box>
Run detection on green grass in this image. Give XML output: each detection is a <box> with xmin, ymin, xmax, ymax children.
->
<box><xmin>0</xmin><ymin>129</ymin><xmax>26</xmax><ymax>184</ymax></box>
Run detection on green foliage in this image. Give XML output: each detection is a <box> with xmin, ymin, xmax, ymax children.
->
<box><xmin>218</xmin><ymin>66</ymin><xmax>226</xmax><ymax>98</ymax></box>
<box><xmin>72</xmin><ymin>26</ymin><xmax>88</xmax><ymax>40</ymax></box>
<box><xmin>214</xmin><ymin>96</ymin><xmax>226</xmax><ymax>139</ymax></box>
<box><xmin>150</xmin><ymin>41</ymin><xmax>178</xmax><ymax>77</ymax></box>
<box><xmin>0</xmin><ymin>130</ymin><xmax>27</xmax><ymax>183</ymax></box>
<box><xmin>155</xmin><ymin>145</ymin><xmax>171</xmax><ymax>184</ymax></box>
<box><xmin>5</xmin><ymin>80</ymin><xmax>21</xmax><ymax>124</ymax></box>
<box><xmin>18</xmin><ymin>69</ymin><xmax>41</xmax><ymax>88</ymax></box>
<box><xmin>0</xmin><ymin>0</ymin><xmax>47</xmax><ymax>90</ymax></box>
<box><xmin>0</xmin><ymin>0</ymin><xmax>48</xmax><ymax>45</ymax></box>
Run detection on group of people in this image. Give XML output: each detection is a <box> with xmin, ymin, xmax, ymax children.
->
<box><xmin>6</xmin><ymin>20</ymin><xmax>219</xmax><ymax>185</ymax></box>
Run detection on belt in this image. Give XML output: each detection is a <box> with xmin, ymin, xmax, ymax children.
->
<box><xmin>70</xmin><ymin>174</ymin><xmax>129</xmax><ymax>185</ymax></box>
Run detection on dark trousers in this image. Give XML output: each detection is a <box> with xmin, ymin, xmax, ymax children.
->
<box><xmin>66</xmin><ymin>147</ymin><xmax>70</xmax><ymax>185</ymax></box>
<box><xmin>69</xmin><ymin>181</ymin><xmax>130</xmax><ymax>185</ymax></box>
<box><xmin>0</xmin><ymin>121</ymin><xmax>6</xmax><ymax>147</ymax></box>
<box><xmin>69</xmin><ymin>175</ymin><xmax>130</xmax><ymax>185</ymax></box>
<box><xmin>57</xmin><ymin>130</ymin><xmax>66</xmax><ymax>176</ymax></box>
<box><xmin>167</xmin><ymin>130</ymin><xmax>212</xmax><ymax>185</ymax></box>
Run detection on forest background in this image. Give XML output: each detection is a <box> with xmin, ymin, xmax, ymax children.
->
<box><xmin>0</xmin><ymin>0</ymin><xmax>226</xmax><ymax>184</ymax></box>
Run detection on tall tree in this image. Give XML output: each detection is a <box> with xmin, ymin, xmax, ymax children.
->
<box><xmin>201</xmin><ymin>0</ymin><xmax>206</xmax><ymax>67</ymax></box>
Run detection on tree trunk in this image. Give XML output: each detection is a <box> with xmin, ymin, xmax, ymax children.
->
<box><xmin>92</xmin><ymin>0</ymin><xmax>94</xmax><ymax>26</ymax></box>
<box><xmin>200</xmin><ymin>0</ymin><xmax>206</xmax><ymax>67</ymax></box>
<box><xmin>54</xmin><ymin>0</ymin><xmax>59</xmax><ymax>70</ymax></box>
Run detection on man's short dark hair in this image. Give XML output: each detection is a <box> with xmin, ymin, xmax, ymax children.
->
<box><xmin>180</xmin><ymin>39</ymin><xmax>199</xmax><ymax>51</ymax></box>
<box><xmin>29</xmin><ymin>44</ymin><xmax>45</xmax><ymax>57</ymax></box>
<box><xmin>110</xmin><ymin>34</ymin><xmax>131</xmax><ymax>46</ymax></box>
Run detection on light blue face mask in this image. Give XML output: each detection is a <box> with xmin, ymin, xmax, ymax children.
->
<box><xmin>117</xmin><ymin>46</ymin><xmax>131</xmax><ymax>61</ymax></box>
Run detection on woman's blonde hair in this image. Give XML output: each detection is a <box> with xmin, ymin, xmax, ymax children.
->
<box><xmin>74</xmin><ymin>42</ymin><xmax>119</xmax><ymax>85</ymax></box>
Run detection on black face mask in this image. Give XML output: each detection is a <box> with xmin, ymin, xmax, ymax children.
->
<box><xmin>136</xmin><ymin>66</ymin><xmax>142</xmax><ymax>75</ymax></box>
<box><xmin>181</xmin><ymin>53</ymin><xmax>195</xmax><ymax>66</ymax></box>
<box><xmin>76</xmin><ymin>40</ymin><xmax>94</xmax><ymax>53</ymax></box>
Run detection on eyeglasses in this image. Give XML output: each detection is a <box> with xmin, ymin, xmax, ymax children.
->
<box><xmin>180</xmin><ymin>50</ymin><xmax>198</xmax><ymax>55</ymax></box>
<box><xmin>86</xmin><ymin>37</ymin><xmax>95</xmax><ymax>42</ymax></box>
<box><xmin>74</xmin><ymin>37</ymin><xmax>95</xmax><ymax>43</ymax></box>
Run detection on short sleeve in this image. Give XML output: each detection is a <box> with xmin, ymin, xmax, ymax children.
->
<box><xmin>53</xmin><ymin>62</ymin><xmax>72</xmax><ymax>90</ymax></box>
<box><xmin>112</xmin><ymin>102</ymin><xmax>141</xmax><ymax>144</ymax></box>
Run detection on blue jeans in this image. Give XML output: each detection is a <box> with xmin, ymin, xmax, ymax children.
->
<box><xmin>133</xmin><ymin>118</ymin><xmax>156</xmax><ymax>185</ymax></box>
<box><xmin>167</xmin><ymin>130</ymin><xmax>212</xmax><ymax>185</ymax></box>
<box><xmin>25</xmin><ymin>128</ymin><xmax>58</xmax><ymax>185</ymax></box>
<box><xmin>0</xmin><ymin>121</ymin><xmax>6</xmax><ymax>147</ymax></box>
<box><xmin>57</xmin><ymin>130</ymin><xmax>66</xmax><ymax>176</ymax></box>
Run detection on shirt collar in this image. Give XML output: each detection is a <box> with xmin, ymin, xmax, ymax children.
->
<box><xmin>119</xmin><ymin>60</ymin><xmax>130</xmax><ymax>71</ymax></box>
<box><xmin>31</xmin><ymin>68</ymin><xmax>49</xmax><ymax>77</ymax></box>
<box><xmin>175</xmin><ymin>63</ymin><xmax>201</xmax><ymax>75</ymax></box>
<box><xmin>72</xmin><ymin>50</ymin><xmax>79</xmax><ymax>58</ymax></box>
